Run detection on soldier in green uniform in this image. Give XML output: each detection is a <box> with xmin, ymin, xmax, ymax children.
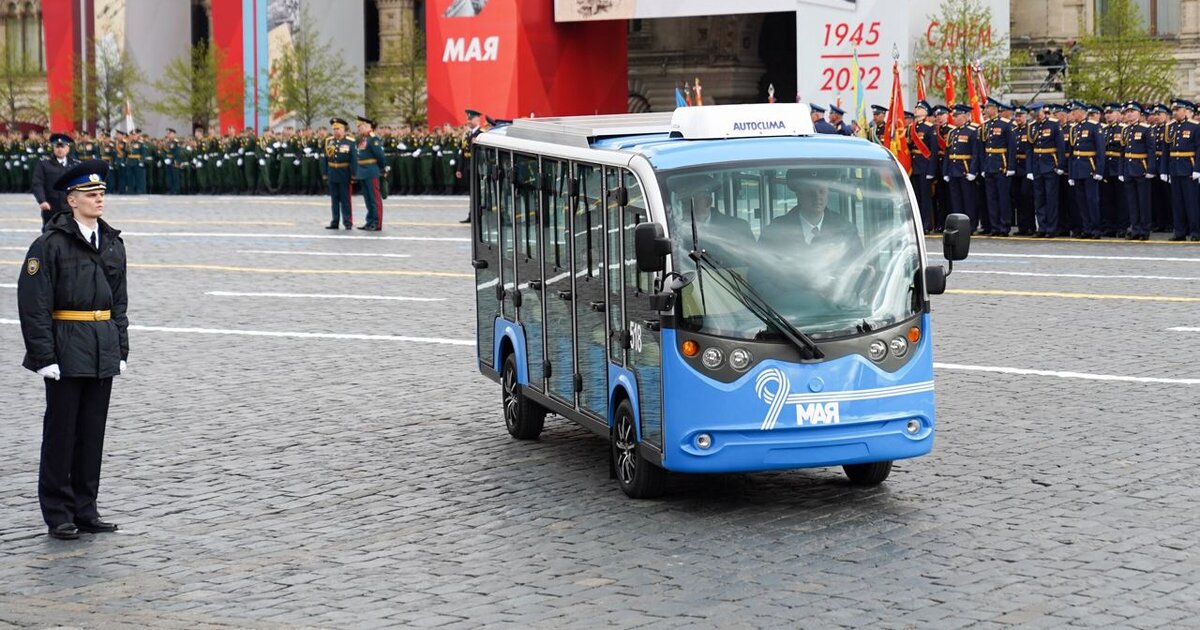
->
<box><xmin>164</xmin><ymin>129</ymin><xmax>181</xmax><ymax>194</ymax></box>
<box><xmin>277</xmin><ymin>127</ymin><xmax>300</xmax><ymax>194</ymax></box>
<box><xmin>354</xmin><ymin>115</ymin><xmax>386</xmax><ymax>230</ymax></box>
<box><xmin>396</xmin><ymin>125</ymin><xmax>416</xmax><ymax>195</ymax></box>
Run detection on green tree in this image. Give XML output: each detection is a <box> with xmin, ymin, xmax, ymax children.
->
<box><xmin>1066</xmin><ymin>0</ymin><xmax>1175</xmax><ymax>104</ymax></box>
<box><xmin>150</xmin><ymin>41</ymin><xmax>242</xmax><ymax>131</ymax></box>
<box><xmin>912</xmin><ymin>0</ymin><xmax>1008</xmax><ymax>104</ymax></box>
<box><xmin>0</xmin><ymin>50</ymin><xmax>45</xmax><ymax>127</ymax></box>
<box><xmin>270</xmin><ymin>6</ymin><xmax>361</xmax><ymax>128</ymax></box>
<box><xmin>365</xmin><ymin>35</ymin><xmax>427</xmax><ymax>126</ymax></box>
<box><xmin>58</xmin><ymin>38</ymin><xmax>139</xmax><ymax>131</ymax></box>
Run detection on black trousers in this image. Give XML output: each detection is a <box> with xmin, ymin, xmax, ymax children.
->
<box><xmin>39</xmin><ymin>377</ymin><xmax>113</xmax><ymax>527</ymax></box>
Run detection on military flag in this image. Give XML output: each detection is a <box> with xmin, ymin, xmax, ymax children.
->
<box><xmin>882</xmin><ymin>61</ymin><xmax>912</xmax><ymax>174</ymax></box>
<box><xmin>966</xmin><ymin>65</ymin><xmax>983</xmax><ymax>124</ymax></box>
<box><xmin>915</xmin><ymin>65</ymin><xmax>927</xmax><ymax>103</ymax></box>
<box><xmin>851</xmin><ymin>50</ymin><xmax>871</xmax><ymax>140</ymax></box>
<box><xmin>943</xmin><ymin>64</ymin><xmax>956</xmax><ymax>109</ymax></box>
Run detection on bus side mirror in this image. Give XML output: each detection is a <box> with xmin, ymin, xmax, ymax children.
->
<box><xmin>635</xmin><ymin>222</ymin><xmax>671</xmax><ymax>272</ymax></box>
<box><xmin>943</xmin><ymin>213</ymin><xmax>971</xmax><ymax>262</ymax></box>
<box><xmin>925</xmin><ymin>265</ymin><xmax>947</xmax><ymax>295</ymax></box>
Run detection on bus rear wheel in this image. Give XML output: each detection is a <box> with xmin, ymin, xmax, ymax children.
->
<box><xmin>501</xmin><ymin>354</ymin><xmax>545</xmax><ymax>440</ymax></box>
<box><xmin>843</xmin><ymin>461</ymin><xmax>893</xmax><ymax>486</ymax></box>
<box><xmin>611</xmin><ymin>399</ymin><xmax>666</xmax><ymax>499</ymax></box>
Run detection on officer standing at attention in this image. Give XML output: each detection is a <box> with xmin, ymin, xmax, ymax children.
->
<box><xmin>981</xmin><ymin>97</ymin><xmax>1017</xmax><ymax>236</ymax></box>
<box><xmin>1012</xmin><ymin>106</ymin><xmax>1037</xmax><ymax>235</ymax></box>
<box><xmin>1166</xmin><ymin>99</ymin><xmax>1200</xmax><ymax>241</ymax></box>
<box><xmin>827</xmin><ymin>104</ymin><xmax>854</xmax><ymax>136</ymax></box>
<box><xmin>17</xmin><ymin>160</ymin><xmax>128</xmax><ymax>540</ymax></box>
<box><xmin>355</xmin><ymin>115</ymin><xmax>386</xmax><ymax>231</ymax></box>
<box><xmin>1026</xmin><ymin>103</ymin><xmax>1066</xmax><ymax>237</ymax></box>
<box><xmin>456</xmin><ymin>109</ymin><xmax>484</xmax><ymax>223</ymax></box>
<box><xmin>1067</xmin><ymin>104</ymin><xmax>1106</xmax><ymax>239</ymax></box>
<box><xmin>871</xmin><ymin>105</ymin><xmax>887</xmax><ymax>140</ymax></box>
<box><xmin>31</xmin><ymin>134</ymin><xmax>79</xmax><ymax>229</ymax></box>
<box><xmin>321</xmin><ymin>117</ymin><xmax>358</xmax><ymax>229</ymax></box>
<box><xmin>1121</xmin><ymin>102</ymin><xmax>1156</xmax><ymax>240</ymax></box>
<box><xmin>810</xmin><ymin>104</ymin><xmax>837</xmax><ymax>134</ymax></box>
<box><xmin>164</xmin><ymin>129</ymin><xmax>181</xmax><ymax>195</ymax></box>
<box><xmin>909</xmin><ymin>101</ymin><xmax>939</xmax><ymax>233</ymax></box>
<box><xmin>943</xmin><ymin>104</ymin><xmax>982</xmax><ymax>231</ymax></box>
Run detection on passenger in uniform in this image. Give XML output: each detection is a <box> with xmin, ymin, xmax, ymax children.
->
<box><xmin>1165</xmin><ymin>99</ymin><xmax>1200</xmax><ymax>240</ymax></box>
<box><xmin>457</xmin><ymin>109</ymin><xmax>484</xmax><ymax>223</ymax></box>
<box><xmin>981</xmin><ymin>98</ymin><xmax>1017</xmax><ymax>236</ymax></box>
<box><xmin>943</xmin><ymin>105</ymin><xmax>982</xmax><ymax>231</ymax></box>
<box><xmin>827</xmin><ymin>104</ymin><xmax>854</xmax><ymax>136</ymax></box>
<box><xmin>31</xmin><ymin>134</ymin><xmax>79</xmax><ymax>229</ymax></box>
<box><xmin>1121</xmin><ymin>102</ymin><xmax>1156</xmax><ymax>240</ymax></box>
<box><xmin>354</xmin><ymin>115</ymin><xmax>386</xmax><ymax>231</ymax></box>
<box><xmin>1026</xmin><ymin>103</ymin><xmax>1066</xmax><ymax>237</ymax></box>
<box><xmin>321</xmin><ymin>117</ymin><xmax>358</xmax><ymax>230</ymax></box>
<box><xmin>17</xmin><ymin>159</ymin><xmax>128</xmax><ymax>540</ymax></box>
<box><xmin>670</xmin><ymin>173</ymin><xmax>753</xmax><ymax>265</ymax></box>
<box><xmin>909</xmin><ymin>101</ymin><xmax>938</xmax><ymax>233</ymax></box>
<box><xmin>1067</xmin><ymin>104</ymin><xmax>1106</xmax><ymax>239</ymax></box>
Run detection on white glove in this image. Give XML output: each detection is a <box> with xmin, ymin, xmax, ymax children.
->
<box><xmin>1093</xmin><ymin>174</ymin><xmax>1103</xmax><ymax>181</ymax></box>
<box><xmin>980</xmin><ymin>172</ymin><xmax>986</xmax><ymax>179</ymax></box>
<box><xmin>119</xmin><ymin>360</ymin><xmax>126</xmax><ymax>375</ymax></box>
<box><xmin>303</xmin><ymin>147</ymin><xmax>313</xmax><ymax>155</ymax></box>
<box><xmin>925</xmin><ymin>175</ymin><xmax>934</xmax><ymax>180</ymax></box>
<box><xmin>449</xmin><ymin>159</ymin><xmax>456</xmax><ymax>166</ymax></box>
<box><xmin>1068</xmin><ymin>179</ymin><xmax>1076</xmax><ymax>187</ymax></box>
<box><xmin>238</xmin><ymin>148</ymin><xmax>245</xmax><ymax>155</ymax></box>
<box><xmin>1055</xmin><ymin>169</ymin><xmax>1065</xmax><ymax>175</ymax></box>
<box><xmin>966</xmin><ymin>173</ymin><xmax>977</xmax><ymax>182</ymax></box>
<box><xmin>293</xmin><ymin>159</ymin><xmax>300</xmax><ymax>166</ymax></box>
<box><xmin>1006</xmin><ymin>171</ymin><xmax>1015</xmax><ymax>177</ymax></box>
<box><xmin>1161</xmin><ymin>173</ymin><xmax>1170</xmax><ymax>182</ymax></box>
<box><xmin>164</xmin><ymin>158</ymin><xmax>172</xmax><ymax>165</ymax></box>
<box><xmin>1146</xmin><ymin>173</ymin><xmax>1155</xmax><ymax>179</ymax></box>
<box><xmin>1192</xmin><ymin>172</ymin><xmax>1200</xmax><ymax>182</ymax></box>
<box><xmin>216</xmin><ymin>160</ymin><xmax>223</xmax><ymax>167</ymax></box>
<box><xmin>1026</xmin><ymin>173</ymin><xmax>1034</xmax><ymax>181</ymax></box>
<box><xmin>258</xmin><ymin>158</ymin><xmax>266</xmax><ymax>166</ymax></box>
<box><xmin>413</xmin><ymin>149</ymin><xmax>422</xmax><ymax>158</ymax></box>
<box><xmin>237</xmin><ymin>158</ymin><xmax>243</xmax><ymax>166</ymax></box>
<box><xmin>37</xmin><ymin>364</ymin><xmax>61</xmax><ymax>380</ymax></box>
<box><xmin>943</xmin><ymin>176</ymin><xmax>950</xmax><ymax>182</ymax></box>
<box><xmin>1118</xmin><ymin>176</ymin><xmax>1125</xmax><ymax>182</ymax></box>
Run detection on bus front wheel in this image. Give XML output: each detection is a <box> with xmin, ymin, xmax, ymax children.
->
<box><xmin>611</xmin><ymin>399</ymin><xmax>666</xmax><ymax>499</ymax></box>
<box><xmin>843</xmin><ymin>461</ymin><xmax>893</xmax><ymax>486</ymax></box>
<box><xmin>501</xmin><ymin>354</ymin><xmax>545</xmax><ymax>440</ymax></box>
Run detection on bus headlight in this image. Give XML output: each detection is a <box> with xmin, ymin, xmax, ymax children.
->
<box><xmin>728</xmin><ymin>348</ymin><xmax>752</xmax><ymax>371</ymax></box>
<box><xmin>868</xmin><ymin>340</ymin><xmax>888</xmax><ymax>362</ymax></box>
<box><xmin>701</xmin><ymin>347</ymin><xmax>724</xmax><ymax>369</ymax></box>
<box><xmin>889</xmin><ymin>337</ymin><xmax>909</xmax><ymax>358</ymax></box>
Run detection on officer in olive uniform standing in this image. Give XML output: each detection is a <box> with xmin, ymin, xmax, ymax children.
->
<box><xmin>31</xmin><ymin>134</ymin><xmax>80</xmax><ymax>229</ymax></box>
<box><xmin>321</xmin><ymin>117</ymin><xmax>357</xmax><ymax>229</ymax></box>
<box><xmin>355</xmin><ymin>115</ymin><xmax>386</xmax><ymax>231</ymax></box>
<box><xmin>18</xmin><ymin>159</ymin><xmax>128</xmax><ymax>540</ymax></box>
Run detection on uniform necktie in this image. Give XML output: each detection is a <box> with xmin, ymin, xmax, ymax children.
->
<box><xmin>90</xmin><ymin>231</ymin><xmax>97</xmax><ymax>250</ymax></box>
<box><xmin>810</xmin><ymin>225</ymin><xmax>820</xmax><ymax>243</ymax></box>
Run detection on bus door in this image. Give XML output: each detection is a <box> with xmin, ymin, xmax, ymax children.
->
<box><xmin>498</xmin><ymin>151</ymin><xmax>517</xmax><ymax>322</ymax></box>
<box><xmin>573</xmin><ymin>163</ymin><xmax>608</xmax><ymax>418</ymax></box>
<box><xmin>615</xmin><ymin>170</ymin><xmax>664</xmax><ymax>449</ymax></box>
<box><xmin>513</xmin><ymin>153</ymin><xmax>545</xmax><ymax>392</ymax></box>
<box><xmin>542</xmin><ymin>159</ymin><xmax>576</xmax><ymax>404</ymax></box>
<box><xmin>471</xmin><ymin>146</ymin><xmax>500</xmax><ymax>370</ymax></box>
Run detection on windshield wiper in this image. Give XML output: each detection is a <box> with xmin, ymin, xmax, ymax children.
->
<box><xmin>689</xmin><ymin>247</ymin><xmax>824</xmax><ymax>360</ymax></box>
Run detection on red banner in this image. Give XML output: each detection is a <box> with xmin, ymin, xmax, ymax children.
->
<box><xmin>425</xmin><ymin>0</ymin><xmax>627</xmax><ymax>126</ymax></box>
<box><xmin>44</xmin><ymin>0</ymin><xmax>84</xmax><ymax>132</ymax></box>
<box><xmin>211</xmin><ymin>0</ymin><xmax>245</xmax><ymax>134</ymax></box>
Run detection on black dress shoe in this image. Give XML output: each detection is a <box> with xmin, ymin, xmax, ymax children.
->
<box><xmin>458</xmin><ymin>217</ymin><xmax>471</xmax><ymax>224</ymax></box>
<box><xmin>356</xmin><ymin>224</ymin><xmax>372</xmax><ymax>230</ymax></box>
<box><xmin>325</xmin><ymin>223</ymin><xmax>338</xmax><ymax>229</ymax></box>
<box><xmin>48</xmin><ymin>523</ymin><xmax>79</xmax><ymax>540</ymax></box>
<box><xmin>1169</xmin><ymin>236</ymin><xmax>1185</xmax><ymax>241</ymax></box>
<box><xmin>74</xmin><ymin>518</ymin><xmax>118</xmax><ymax>533</ymax></box>
<box><xmin>344</xmin><ymin>225</ymin><xmax>353</xmax><ymax>230</ymax></box>
<box><xmin>1033</xmin><ymin>232</ymin><xmax>1047</xmax><ymax>238</ymax></box>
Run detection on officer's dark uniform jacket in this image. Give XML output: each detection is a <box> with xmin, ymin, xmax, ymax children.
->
<box><xmin>944</xmin><ymin>122</ymin><xmax>982</xmax><ymax>178</ymax></box>
<box><xmin>1067</xmin><ymin>120</ymin><xmax>1106</xmax><ymax>179</ymax></box>
<box><xmin>18</xmin><ymin>211</ymin><xmax>128</xmax><ymax>378</ymax></box>
<box><xmin>1121</xmin><ymin>122</ymin><xmax>1157</xmax><ymax>177</ymax></box>
<box><xmin>31</xmin><ymin>157</ymin><xmax>79</xmax><ymax>214</ymax></box>
<box><xmin>1026</xmin><ymin>118</ymin><xmax>1066</xmax><ymax>176</ymax></box>
<box><xmin>982</xmin><ymin>117</ymin><xmax>1017</xmax><ymax>175</ymax></box>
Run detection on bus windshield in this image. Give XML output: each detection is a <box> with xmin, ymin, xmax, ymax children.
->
<box><xmin>662</xmin><ymin>160</ymin><xmax>922</xmax><ymax>341</ymax></box>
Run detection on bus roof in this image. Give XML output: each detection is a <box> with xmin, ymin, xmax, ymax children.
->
<box><xmin>490</xmin><ymin>104</ymin><xmax>895</xmax><ymax>171</ymax></box>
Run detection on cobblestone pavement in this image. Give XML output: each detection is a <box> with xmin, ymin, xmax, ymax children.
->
<box><xmin>1</xmin><ymin>194</ymin><xmax>1198</xmax><ymax>629</ymax></box>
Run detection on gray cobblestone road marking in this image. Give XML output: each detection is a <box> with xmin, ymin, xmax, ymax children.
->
<box><xmin>1</xmin><ymin>194</ymin><xmax>1198</xmax><ymax>628</ymax></box>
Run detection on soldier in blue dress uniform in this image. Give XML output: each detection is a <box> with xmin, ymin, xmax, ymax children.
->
<box><xmin>354</xmin><ymin>116</ymin><xmax>386</xmax><ymax>231</ymax></box>
<box><xmin>981</xmin><ymin>97</ymin><xmax>1017</xmax><ymax>236</ymax></box>
<box><xmin>1120</xmin><ymin>102</ymin><xmax>1156</xmax><ymax>240</ymax></box>
<box><xmin>943</xmin><ymin>104</ymin><xmax>982</xmax><ymax>230</ymax></box>
<box><xmin>1165</xmin><ymin>100</ymin><xmax>1200</xmax><ymax>240</ymax></box>
<box><xmin>1150</xmin><ymin>104</ymin><xmax>1172</xmax><ymax>232</ymax></box>
<box><xmin>1066</xmin><ymin>104</ymin><xmax>1106</xmax><ymax>239</ymax></box>
<box><xmin>810</xmin><ymin>104</ymin><xmax>838</xmax><ymax>134</ymax></box>
<box><xmin>909</xmin><ymin>101</ymin><xmax>938</xmax><ymax>233</ymax></box>
<box><xmin>1012</xmin><ymin>105</ymin><xmax>1036</xmax><ymax>235</ymax></box>
<box><xmin>1025</xmin><ymin>103</ymin><xmax>1066</xmax><ymax>237</ymax></box>
<box><xmin>320</xmin><ymin>117</ymin><xmax>358</xmax><ymax>230</ymax></box>
<box><xmin>1101</xmin><ymin>104</ymin><xmax>1128</xmax><ymax>236</ymax></box>
<box><xmin>827</xmin><ymin>104</ymin><xmax>854</xmax><ymax>136</ymax></box>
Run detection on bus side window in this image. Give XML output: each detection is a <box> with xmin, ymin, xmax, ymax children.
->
<box><xmin>578</xmin><ymin>164</ymin><xmax>603</xmax><ymax>278</ymax></box>
<box><xmin>476</xmin><ymin>147</ymin><xmax>498</xmax><ymax>246</ymax></box>
<box><xmin>622</xmin><ymin>171</ymin><xmax>653</xmax><ymax>294</ymax></box>
<box><xmin>546</xmin><ymin>160</ymin><xmax>569</xmax><ymax>271</ymax></box>
<box><xmin>515</xmin><ymin>154</ymin><xmax>539</xmax><ymax>262</ymax></box>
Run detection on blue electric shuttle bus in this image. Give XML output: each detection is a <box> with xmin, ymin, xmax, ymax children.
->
<box><xmin>469</xmin><ymin>104</ymin><xmax>971</xmax><ymax>498</ymax></box>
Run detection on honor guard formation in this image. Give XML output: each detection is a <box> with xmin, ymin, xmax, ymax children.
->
<box><xmin>810</xmin><ymin>98</ymin><xmax>1200</xmax><ymax>241</ymax></box>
